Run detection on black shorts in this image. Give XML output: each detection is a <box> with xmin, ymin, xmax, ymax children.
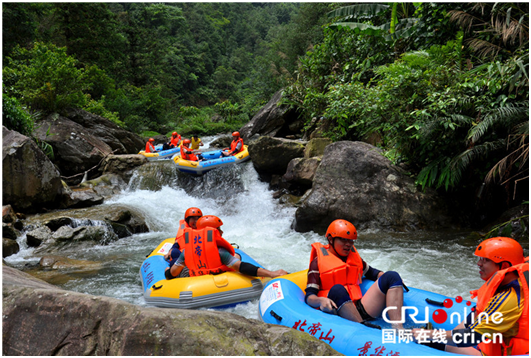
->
<box><xmin>355</xmin><ymin>299</ymin><xmax>374</xmax><ymax>321</ymax></box>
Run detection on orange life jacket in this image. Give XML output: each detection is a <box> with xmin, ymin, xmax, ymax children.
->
<box><xmin>470</xmin><ymin>260</ymin><xmax>529</xmax><ymax>356</ymax></box>
<box><xmin>310</xmin><ymin>242</ymin><xmax>364</xmax><ymax>301</ymax></box>
<box><xmin>182</xmin><ymin>227</ymin><xmax>236</xmax><ymax>276</ymax></box>
<box><xmin>230</xmin><ymin>138</ymin><xmax>244</xmax><ymax>154</ymax></box>
<box><xmin>174</xmin><ymin>219</ymin><xmax>189</xmax><ymax>247</ymax></box>
<box><xmin>145</xmin><ymin>142</ymin><xmax>155</xmax><ymax>153</ymax></box>
<box><xmin>170</xmin><ymin>135</ymin><xmax>181</xmax><ymax>147</ymax></box>
<box><xmin>180</xmin><ymin>145</ymin><xmax>198</xmax><ymax>161</ymax></box>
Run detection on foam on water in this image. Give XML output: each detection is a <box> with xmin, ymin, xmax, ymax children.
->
<box><xmin>6</xmin><ymin>156</ymin><xmax>504</xmax><ymax>320</ymax></box>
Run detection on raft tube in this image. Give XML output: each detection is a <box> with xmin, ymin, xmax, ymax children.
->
<box><xmin>259</xmin><ymin>271</ymin><xmax>475</xmax><ymax>356</ymax></box>
<box><xmin>140</xmin><ymin>238</ymin><xmax>269</xmax><ymax>309</ymax></box>
<box><xmin>138</xmin><ymin>144</ymin><xmax>181</xmax><ymax>161</ymax></box>
<box><xmin>173</xmin><ymin>145</ymin><xmax>250</xmax><ymax>175</ymax></box>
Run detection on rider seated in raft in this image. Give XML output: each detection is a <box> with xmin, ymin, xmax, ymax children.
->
<box><xmin>221</xmin><ymin>131</ymin><xmax>244</xmax><ymax>157</ymax></box>
<box><xmin>164</xmin><ymin>215</ymin><xmax>288</xmax><ymax>279</ymax></box>
<box><xmin>180</xmin><ymin>139</ymin><xmax>203</xmax><ymax>161</ymax></box>
<box><xmin>305</xmin><ymin>219</ymin><xmax>407</xmax><ymax>330</ymax></box>
<box><xmin>164</xmin><ymin>207</ymin><xmax>203</xmax><ymax>273</ymax></box>
<box><xmin>145</xmin><ymin>138</ymin><xmax>157</xmax><ymax>153</ymax></box>
<box><xmin>412</xmin><ymin>237</ymin><xmax>529</xmax><ymax>356</ymax></box>
<box><xmin>163</xmin><ymin>132</ymin><xmax>181</xmax><ymax>150</ymax></box>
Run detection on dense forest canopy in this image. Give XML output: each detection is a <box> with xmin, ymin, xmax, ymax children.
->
<box><xmin>2</xmin><ymin>2</ymin><xmax>529</xmax><ymax>220</ymax></box>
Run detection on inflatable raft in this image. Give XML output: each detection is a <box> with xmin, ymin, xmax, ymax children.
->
<box><xmin>259</xmin><ymin>271</ymin><xmax>474</xmax><ymax>356</ymax></box>
<box><xmin>173</xmin><ymin>145</ymin><xmax>250</xmax><ymax>175</ymax></box>
<box><xmin>140</xmin><ymin>238</ymin><xmax>269</xmax><ymax>309</ymax></box>
<box><xmin>138</xmin><ymin>144</ymin><xmax>181</xmax><ymax>161</ymax></box>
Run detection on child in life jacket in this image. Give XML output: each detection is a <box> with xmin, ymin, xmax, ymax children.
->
<box><xmin>412</xmin><ymin>237</ymin><xmax>528</xmax><ymax>356</ymax></box>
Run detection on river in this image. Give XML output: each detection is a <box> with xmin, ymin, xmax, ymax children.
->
<box><xmin>5</xmin><ymin>137</ymin><xmax>513</xmax><ymax>321</ymax></box>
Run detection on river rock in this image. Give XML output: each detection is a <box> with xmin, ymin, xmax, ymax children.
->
<box><xmin>2</xmin><ymin>223</ymin><xmax>19</xmax><ymax>241</ymax></box>
<box><xmin>33</xmin><ymin>110</ymin><xmax>144</xmax><ymax>185</ymax></box>
<box><xmin>283</xmin><ymin>157</ymin><xmax>321</xmax><ymax>188</ymax></box>
<box><xmin>209</xmin><ymin>135</ymin><xmax>233</xmax><ymax>148</ymax></box>
<box><xmin>39</xmin><ymin>255</ymin><xmax>103</xmax><ymax>271</ymax></box>
<box><xmin>239</xmin><ymin>90</ymin><xmax>300</xmax><ymax>139</ymax></box>
<box><xmin>304</xmin><ymin>138</ymin><xmax>332</xmax><ymax>158</ymax></box>
<box><xmin>26</xmin><ymin>226</ymin><xmax>53</xmax><ymax>247</ymax></box>
<box><xmin>60</xmin><ymin>187</ymin><xmax>105</xmax><ymax>209</ymax></box>
<box><xmin>78</xmin><ymin>173</ymin><xmax>126</xmax><ymax>197</ymax></box>
<box><xmin>2</xmin><ymin>266</ymin><xmax>339</xmax><ymax>356</ymax></box>
<box><xmin>100</xmin><ymin>154</ymin><xmax>147</xmax><ymax>182</ymax></box>
<box><xmin>64</xmin><ymin>108</ymin><xmax>144</xmax><ymax>154</ymax></box>
<box><xmin>33</xmin><ymin>115</ymin><xmax>114</xmax><ymax>182</ymax></box>
<box><xmin>294</xmin><ymin>141</ymin><xmax>452</xmax><ymax>233</ymax></box>
<box><xmin>2</xmin><ymin>205</ymin><xmax>17</xmax><ymax>224</ymax></box>
<box><xmin>2</xmin><ymin>239</ymin><xmax>19</xmax><ymax>258</ymax></box>
<box><xmin>248</xmin><ymin>136</ymin><xmax>306</xmax><ymax>176</ymax></box>
<box><xmin>3</xmin><ymin>126</ymin><xmax>64</xmax><ymax>213</ymax></box>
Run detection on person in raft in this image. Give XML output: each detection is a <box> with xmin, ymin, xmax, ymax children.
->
<box><xmin>305</xmin><ymin>219</ymin><xmax>407</xmax><ymax>329</ymax></box>
<box><xmin>180</xmin><ymin>139</ymin><xmax>203</xmax><ymax>161</ymax></box>
<box><xmin>221</xmin><ymin>131</ymin><xmax>244</xmax><ymax>157</ymax></box>
<box><xmin>412</xmin><ymin>237</ymin><xmax>528</xmax><ymax>356</ymax></box>
<box><xmin>163</xmin><ymin>207</ymin><xmax>203</xmax><ymax>273</ymax></box>
<box><xmin>191</xmin><ymin>134</ymin><xmax>203</xmax><ymax>150</ymax></box>
<box><xmin>164</xmin><ymin>215</ymin><xmax>288</xmax><ymax>279</ymax></box>
<box><xmin>145</xmin><ymin>138</ymin><xmax>157</xmax><ymax>153</ymax></box>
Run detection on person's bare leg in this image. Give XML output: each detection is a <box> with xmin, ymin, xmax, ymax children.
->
<box><xmin>361</xmin><ymin>281</ymin><xmax>404</xmax><ymax>329</ymax></box>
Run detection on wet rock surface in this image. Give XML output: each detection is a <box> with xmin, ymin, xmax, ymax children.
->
<box><xmin>2</xmin><ymin>266</ymin><xmax>340</xmax><ymax>356</ymax></box>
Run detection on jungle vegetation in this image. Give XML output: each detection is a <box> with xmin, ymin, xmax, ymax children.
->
<box><xmin>2</xmin><ymin>2</ymin><xmax>528</xmax><ymax>222</ymax></box>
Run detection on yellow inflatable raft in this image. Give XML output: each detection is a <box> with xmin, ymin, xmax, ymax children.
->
<box><xmin>140</xmin><ymin>238</ymin><xmax>269</xmax><ymax>309</ymax></box>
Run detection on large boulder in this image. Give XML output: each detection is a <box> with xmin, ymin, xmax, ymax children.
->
<box><xmin>2</xmin><ymin>126</ymin><xmax>63</xmax><ymax>213</ymax></box>
<box><xmin>33</xmin><ymin>110</ymin><xmax>144</xmax><ymax>184</ymax></box>
<box><xmin>64</xmin><ymin>108</ymin><xmax>144</xmax><ymax>154</ymax></box>
<box><xmin>2</xmin><ymin>266</ymin><xmax>339</xmax><ymax>356</ymax></box>
<box><xmin>248</xmin><ymin>136</ymin><xmax>306</xmax><ymax>176</ymax></box>
<box><xmin>239</xmin><ymin>90</ymin><xmax>300</xmax><ymax>139</ymax></box>
<box><xmin>294</xmin><ymin>141</ymin><xmax>452</xmax><ymax>233</ymax></box>
<box><xmin>100</xmin><ymin>154</ymin><xmax>147</xmax><ymax>182</ymax></box>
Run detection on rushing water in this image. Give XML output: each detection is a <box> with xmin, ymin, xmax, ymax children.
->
<box><xmin>6</xmin><ymin>137</ymin><xmax>527</xmax><ymax>321</ymax></box>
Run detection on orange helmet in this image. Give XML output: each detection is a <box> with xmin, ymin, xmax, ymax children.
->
<box><xmin>196</xmin><ymin>215</ymin><xmax>223</xmax><ymax>229</ymax></box>
<box><xmin>183</xmin><ymin>139</ymin><xmax>191</xmax><ymax>145</ymax></box>
<box><xmin>149</xmin><ymin>138</ymin><xmax>155</xmax><ymax>142</ymax></box>
<box><xmin>172</xmin><ymin>132</ymin><xmax>177</xmax><ymax>136</ymax></box>
<box><xmin>326</xmin><ymin>219</ymin><xmax>357</xmax><ymax>241</ymax></box>
<box><xmin>475</xmin><ymin>237</ymin><xmax>524</xmax><ymax>266</ymax></box>
<box><xmin>184</xmin><ymin>207</ymin><xmax>203</xmax><ymax>220</ymax></box>
<box><xmin>232</xmin><ymin>131</ymin><xmax>240</xmax><ymax>137</ymax></box>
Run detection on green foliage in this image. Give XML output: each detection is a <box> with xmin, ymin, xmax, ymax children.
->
<box><xmin>83</xmin><ymin>97</ymin><xmax>123</xmax><ymax>127</ymax></box>
<box><xmin>3</xmin><ymin>42</ymin><xmax>88</xmax><ymax>113</ymax></box>
<box><xmin>2</xmin><ymin>94</ymin><xmax>35</xmax><ymax>136</ymax></box>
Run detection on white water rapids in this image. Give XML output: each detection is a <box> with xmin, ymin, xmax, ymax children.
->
<box><xmin>5</xmin><ymin>137</ymin><xmax>499</xmax><ymax>320</ymax></box>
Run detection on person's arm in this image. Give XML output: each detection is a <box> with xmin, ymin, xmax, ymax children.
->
<box><xmin>166</xmin><ymin>250</ymin><xmax>186</xmax><ymax>279</ymax></box>
<box><xmin>220</xmin><ymin>248</ymin><xmax>287</xmax><ymax>278</ymax></box>
<box><xmin>362</xmin><ymin>260</ymin><xmax>383</xmax><ymax>280</ymax></box>
<box><xmin>230</xmin><ymin>260</ymin><xmax>287</xmax><ymax>278</ymax></box>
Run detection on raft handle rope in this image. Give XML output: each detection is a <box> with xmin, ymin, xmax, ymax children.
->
<box><xmin>231</xmin><ymin>243</ymin><xmax>239</xmax><ymax>249</ymax></box>
<box><xmin>425</xmin><ymin>298</ymin><xmax>444</xmax><ymax>306</ymax></box>
<box><xmin>361</xmin><ymin>321</ymin><xmax>381</xmax><ymax>330</ymax></box>
<box><xmin>152</xmin><ymin>284</ymin><xmax>163</xmax><ymax>290</ymax></box>
<box><xmin>270</xmin><ymin>310</ymin><xmax>282</xmax><ymax>322</ymax></box>
<box><xmin>402</xmin><ymin>283</ymin><xmax>410</xmax><ymax>292</ymax></box>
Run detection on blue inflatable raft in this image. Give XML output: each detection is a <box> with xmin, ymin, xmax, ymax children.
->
<box><xmin>173</xmin><ymin>145</ymin><xmax>250</xmax><ymax>175</ymax></box>
<box><xmin>259</xmin><ymin>271</ymin><xmax>475</xmax><ymax>356</ymax></box>
<box><xmin>138</xmin><ymin>144</ymin><xmax>181</xmax><ymax>161</ymax></box>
